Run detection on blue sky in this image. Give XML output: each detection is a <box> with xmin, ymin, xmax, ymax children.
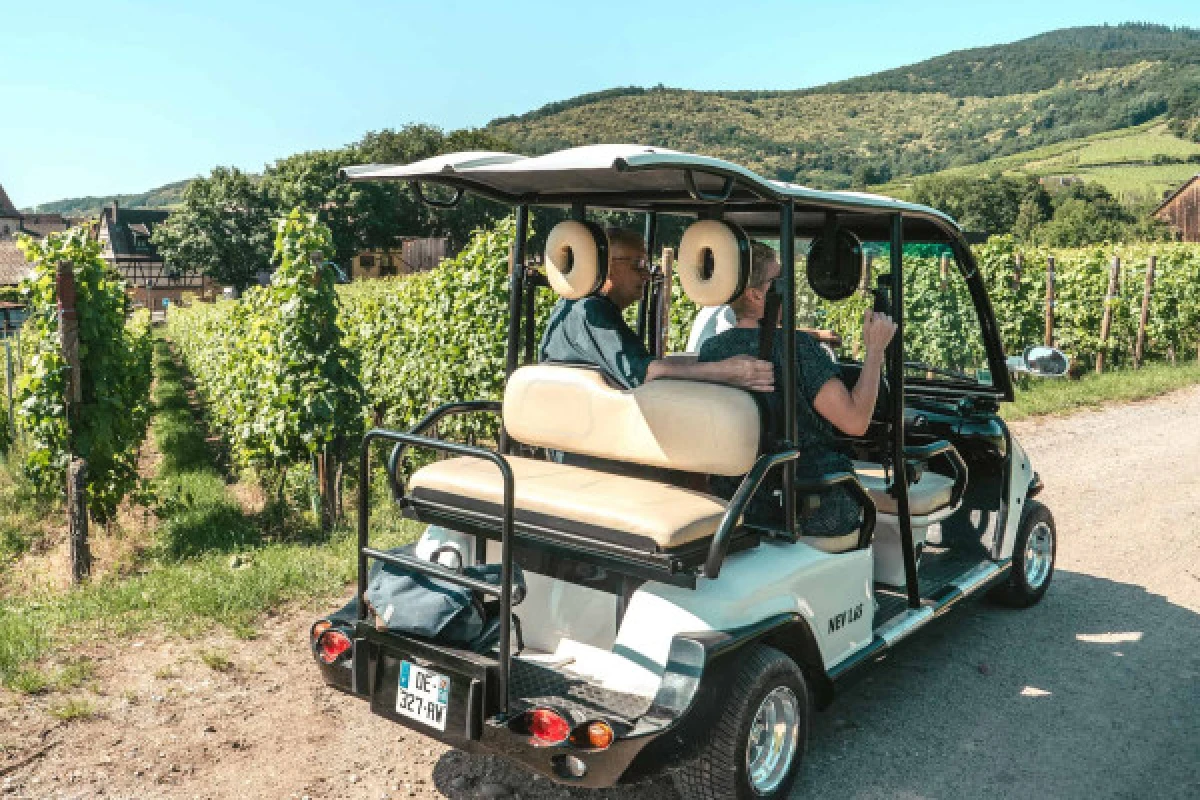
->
<box><xmin>2</xmin><ymin>1</ymin><xmax>1198</xmax><ymax>208</ymax></box>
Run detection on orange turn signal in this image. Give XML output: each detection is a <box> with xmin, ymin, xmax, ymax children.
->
<box><xmin>570</xmin><ymin>720</ymin><xmax>614</xmax><ymax>750</ymax></box>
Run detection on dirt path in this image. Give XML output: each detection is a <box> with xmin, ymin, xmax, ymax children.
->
<box><xmin>4</xmin><ymin>388</ymin><xmax>1199</xmax><ymax>799</ymax></box>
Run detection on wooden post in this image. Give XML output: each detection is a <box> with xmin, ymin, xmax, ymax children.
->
<box><xmin>4</xmin><ymin>339</ymin><xmax>12</xmax><ymax>435</ymax></box>
<box><xmin>1044</xmin><ymin>256</ymin><xmax>1055</xmax><ymax>347</ymax></box>
<box><xmin>67</xmin><ymin>459</ymin><xmax>90</xmax><ymax>582</ymax></box>
<box><xmin>1013</xmin><ymin>252</ymin><xmax>1023</xmax><ymax>290</ymax></box>
<box><xmin>656</xmin><ymin>247</ymin><xmax>675</xmax><ymax>357</ymax></box>
<box><xmin>57</xmin><ymin>260</ymin><xmax>90</xmax><ymax>583</ymax></box>
<box><xmin>1134</xmin><ymin>256</ymin><xmax>1156</xmax><ymax>369</ymax></box>
<box><xmin>1095</xmin><ymin>255</ymin><xmax>1121</xmax><ymax>374</ymax></box>
<box><xmin>939</xmin><ymin>253</ymin><xmax>949</xmax><ymax>291</ymax></box>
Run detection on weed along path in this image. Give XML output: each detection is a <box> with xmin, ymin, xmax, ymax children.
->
<box><xmin>2</xmin><ymin>379</ymin><xmax>1199</xmax><ymax>798</ymax></box>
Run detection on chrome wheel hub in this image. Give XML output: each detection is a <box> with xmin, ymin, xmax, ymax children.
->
<box><xmin>745</xmin><ymin>686</ymin><xmax>800</xmax><ymax>795</ymax></box>
<box><xmin>1024</xmin><ymin>521</ymin><xmax>1054</xmax><ymax>589</ymax></box>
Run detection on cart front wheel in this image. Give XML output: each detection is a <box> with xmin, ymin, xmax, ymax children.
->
<box><xmin>991</xmin><ymin>499</ymin><xmax>1056</xmax><ymax>608</ymax></box>
<box><xmin>673</xmin><ymin>645</ymin><xmax>809</xmax><ymax>799</ymax></box>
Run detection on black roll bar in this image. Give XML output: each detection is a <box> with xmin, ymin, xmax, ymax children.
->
<box><xmin>887</xmin><ymin>214</ymin><xmax>919</xmax><ymax>608</ymax></box>
<box><xmin>779</xmin><ymin>202</ymin><xmax>798</xmax><ymax>537</ymax></box>
<box><xmin>704</xmin><ymin>451</ymin><xmax>878</xmax><ymax>579</ymax></box>
<box><xmin>358</xmin><ymin>428</ymin><xmax>517</xmax><ymax>715</ymax></box>
<box><xmin>385</xmin><ymin>400</ymin><xmax>502</xmax><ymax>500</ymax></box>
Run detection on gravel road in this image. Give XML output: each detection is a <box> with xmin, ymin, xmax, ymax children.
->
<box><xmin>3</xmin><ymin>387</ymin><xmax>1198</xmax><ymax>799</ymax></box>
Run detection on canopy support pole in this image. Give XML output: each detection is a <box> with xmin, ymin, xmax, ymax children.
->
<box><xmin>779</xmin><ymin>201</ymin><xmax>797</xmax><ymax>537</ymax></box>
<box><xmin>500</xmin><ymin>205</ymin><xmax>529</xmax><ymax>454</ymax></box>
<box><xmin>888</xmin><ymin>214</ymin><xmax>918</xmax><ymax>608</ymax></box>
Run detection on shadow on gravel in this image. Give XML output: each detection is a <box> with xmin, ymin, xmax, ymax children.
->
<box><xmin>424</xmin><ymin>571</ymin><xmax>1198</xmax><ymax>799</ymax></box>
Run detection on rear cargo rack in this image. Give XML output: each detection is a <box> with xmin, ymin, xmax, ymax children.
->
<box><xmin>359</xmin><ymin>428</ymin><xmax>518</xmax><ymax>714</ymax></box>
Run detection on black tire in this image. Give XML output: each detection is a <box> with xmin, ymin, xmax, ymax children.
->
<box><xmin>990</xmin><ymin>499</ymin><xmax>1056</xmax><ymax>608</ymax></box>
<box><xmin>673</xmin><ymin>645</ymin><xmax>810</xmax><ymax>800</ymax></box>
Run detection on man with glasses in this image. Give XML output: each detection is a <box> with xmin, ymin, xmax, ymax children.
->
<box><xmin>539</xmin><ymin>227</ymin><xmax>774</xmax><ymax>393</ymax></box>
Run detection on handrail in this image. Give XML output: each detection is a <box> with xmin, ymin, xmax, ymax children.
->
<box><xmin>705</xmin><ymin>450</ymin><xmax>800</xmax><ymax>578</ymax></box>
<box><xmin>792</xmin><ymin>471</ymin><xmax>878</xmax><ymax>550</ymax></box>
<box><xmin>683</xmin><ymin>170</ymin><xmax>735</xmax><ymax>203</ymax></box>
<box><xmin>361</xmin><ymin>546</ymin><xmax>503</xmax><ymax>597</ymax></box>
<box><xmin>386</xmin><ymin>400</ymin><xmax>502</xmax><ymax>500</ymax></box>
<box><xmin>409</xmin><ymin>180</ymin><xmax>465</xmax><ymax>209</ymax></box>
<box><xmin>904</xmin><ymin>440</ymin><xmax>969</xmax><ymax>509</ymax></box>
<box><xmin>358</xmin><ymin>428</ymin><xmax>516</xmax><ymax>715</ymax></box>
<box><xmin>705</xmin><ymin>451</ymin><xmax>880</xmax><ymax>578</ymax></box>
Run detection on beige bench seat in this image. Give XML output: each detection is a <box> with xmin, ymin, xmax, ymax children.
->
<box><xmin>854</xmin><ymin>462</ymin><xmax>956</xmax><ymax>517</ymax></box>
<box><xmin>409</xmin><ymin>455</ymin><xmax>730</xmax><ymax>553</ymax></box>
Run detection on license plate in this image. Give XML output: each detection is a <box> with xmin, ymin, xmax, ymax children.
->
<box><xmin>396</xmin><ymin>660</ymin><xmax>449</xmax><ymax>732</ymax></box>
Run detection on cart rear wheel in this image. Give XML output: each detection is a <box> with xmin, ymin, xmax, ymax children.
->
<box><xmin>990</xmin><ymin>499</ymin><xmax>1056</xmax><ymax>608</ymax></box>
<box><xmin>673</xmin><ymin>645</ymin><xmax>809</xmax><ymax>799</ymax></box>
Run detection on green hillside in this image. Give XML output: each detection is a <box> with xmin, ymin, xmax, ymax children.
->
<box><xmin>489</xmin><ymin>24</ymin><xmax>1200</xmax><ymax>190</ymax></box>
<box><xmin>32</xmin><ymin>23</ymin><xmax>1200</xmax><ymax>214</ymax></box>
<box><xmin>880</xmin><ymin>119</ymin><xmax>1200</xmax><ymax>203</ymax></box>
<box><xmin>25</xmin><ymin>180</ymin><xmax>189</xmax><ymax>217</ymax></box>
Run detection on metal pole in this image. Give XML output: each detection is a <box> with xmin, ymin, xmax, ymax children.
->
<box><xmin>888</xmin><ymin>215</ymin><xmax>918</xmax><ymax>609</ymax></box>
<box><xmin>779</xmin><ymin>202</ymin><xmax>797</xmax><ymax>537</ymax></box>
<box><xmin>500</xmin><ymin>206</ymin><xmax>529</xmax><ymax>454</ymax></box>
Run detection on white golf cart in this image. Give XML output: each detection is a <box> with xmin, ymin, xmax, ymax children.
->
<box><xmin>310</xmin><ymin>145</ymin><xmax>1064</xmax><ymax>798</ymax></box>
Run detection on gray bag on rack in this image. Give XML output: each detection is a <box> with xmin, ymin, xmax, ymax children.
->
<box><xmin>364</xmin><ymin>545</ymin><xmax>525</xmax><ymax>649</ymax></box>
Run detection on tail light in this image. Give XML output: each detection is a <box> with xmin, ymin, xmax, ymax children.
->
<box><xmin>310</xmin><ymin>620</ymin><xmax>332</xmax><ymax>644</ymax></box>
<box><xmin>527</xmin><ymin>708</ymin><xmax>570</xmax><ymax>745</ymax></box>
<box><xmin>317</xmin><ymin>629</ymin><xmax>352</xmax><ymax>664</ymax></box>
<box><xmin>570</xmin><ymin>720</ymin><xmax>614</xmax><ymax>750</ymax></box>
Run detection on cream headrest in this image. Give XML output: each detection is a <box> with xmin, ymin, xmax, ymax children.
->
<box><xmin>677</xmin><ymin>220</ymin><xmax>751</xmax><ymax>307</ymax></box>
<box><xmin>544</xmin><ymin>220</ymin><xmax>609</xmax><ymax>299</ymax></box>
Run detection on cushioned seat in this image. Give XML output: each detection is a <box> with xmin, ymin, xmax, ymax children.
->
<box><xmin>853</xmin><ymin>461</ymin><xmax>956</xmax><ymax>517</ymax></box>
<box><xmin>409</xmin><ymin>455</ymin><xmax>730</xmax><ymax>553</ymax></box>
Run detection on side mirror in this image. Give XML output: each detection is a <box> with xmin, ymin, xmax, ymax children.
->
<box><xmin>1007</xmin><ymin>345</ymin><xmax>1070</xmax><ymax>378</ymax></box>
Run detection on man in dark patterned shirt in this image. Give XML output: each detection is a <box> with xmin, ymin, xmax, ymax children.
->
<box><xmin>698</xmin><ymin>241</ymin><xmax>896</xmax><ymax>537</ymax></box>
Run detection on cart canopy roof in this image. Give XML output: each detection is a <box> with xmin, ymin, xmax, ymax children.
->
<box><xmin>341</xmin><ymin>145</ymin><xmax>962</xmax><ymax>244</ymax></box>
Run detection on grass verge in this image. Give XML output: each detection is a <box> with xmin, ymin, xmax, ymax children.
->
<box><xmin>1005</xmin><ymin>362</ymin><xmax>1200</xmax><ymax>421</ymax></box>
<box><xmin>0</xmin><ymin>335</ymin><xmax>419</xmax><ymax>689</ymax></box>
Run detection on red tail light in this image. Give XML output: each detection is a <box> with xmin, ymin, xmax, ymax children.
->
<box><xmin>528</xmin><ymin>708</ymin><xmax>570</xmax><ymax>745</ymax></box>
<box><xmin>317</xmin><ymin>630</ymin><xmax>352</xmax><ymax>664</ymax></box>
<box><xmin>310</xmin><ymin>620</ymin><xmax>332</xmax><ymax>644</ymax></box>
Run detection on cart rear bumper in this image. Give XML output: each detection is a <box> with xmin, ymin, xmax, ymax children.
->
<box><xmin>311</xmin><ymin>613</ymin><xmax>807</xmax><ymax>787</ymax></box>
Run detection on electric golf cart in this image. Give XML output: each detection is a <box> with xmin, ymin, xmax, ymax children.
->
<box><xmin>309</xmin><ymin>145</ymin><xmax>1064</xmax><ymax>798</ymax></box>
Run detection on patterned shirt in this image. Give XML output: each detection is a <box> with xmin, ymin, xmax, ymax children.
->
<box><xmin>699</xmin><ymin>327</ymin><xmax>861</xmax><ymax>537</ymax></box>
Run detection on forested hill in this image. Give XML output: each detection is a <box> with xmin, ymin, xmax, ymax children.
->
<box><xmin>488</xmin><ymin>23</ymin><xmax>1200</xmax><ymax>189</ymax></box>
<box><xmin>27</xmin><ymin>180</ymin><xmax>189</xmax><ymax>217</ymax></box>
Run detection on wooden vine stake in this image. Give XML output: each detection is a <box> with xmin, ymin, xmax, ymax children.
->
<box><xmin>1134</xmin><ymin>255</ymin><xmax>1156</xmax><ymax>369</ymax></box>
<box><xmin>1044</xmin><ymin>256</ymin><xmax>1055</xmax><ymax>347</ymax></box>
<box><xmin>309</xmin><ymin>250</ymin><xmax>339</xmax><ymax>532</ymax></box>
<box><xmin>57</xmin><ymin>260</ymin><xmax>91</xmax><ymax>583</ymax></box>
<box><xmin>939</xmin><ymin>253</ymin><xmax>949</xmax><ymax>291</ymax></box>
<box><xmin>656</xmin><ymin>247</ymin><xmax>675</xmax><ymax>358</ymax></box>
<box><xmin>1095</xmin><ymin>255</ymin><xmax>1121</xmax><ymax>374</ymax></box>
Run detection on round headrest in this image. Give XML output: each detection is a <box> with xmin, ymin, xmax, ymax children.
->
<box><xmin>544</xmin><ymin>220</ymin><xmax>609</xmax><ymax>299</ymax></box>
<box><xmin>677</xmin><ymin>220</ymin><xmax>751</xmax><ymax>306</ymax></box>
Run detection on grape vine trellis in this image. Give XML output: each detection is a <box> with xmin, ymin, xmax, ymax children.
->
<box><xmin>12</xmin><ymin>230</ymin><xmax>153</xmax><ymax>525</ymax></box>
<box><xmin>170</xmin><ymin>219</ymin><xmax>1200</xmax><ymax>517</ymax></box>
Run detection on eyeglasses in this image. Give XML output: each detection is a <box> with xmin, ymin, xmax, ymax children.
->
<box><xmin>612</xmin><ymin>256</ymin><xmax>651</xmax><ymax>274</ymax></box>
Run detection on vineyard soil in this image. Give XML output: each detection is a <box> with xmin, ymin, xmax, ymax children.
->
<box><xmin>3</xmin><ymin>387</ymin><xmax>1199</xmax><ymax>798</ymax></box>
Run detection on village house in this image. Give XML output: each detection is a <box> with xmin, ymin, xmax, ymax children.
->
<box><xmin>1154</xmin><ymin>174</ymin><xmax>1200</xmax><ymax>242</ymax></box>
<box><xmin>0</xmin><ymin>180</ymin><xmax>70</xmax><ymax>288</ymax></box>
<box><xmin>94</xmin><ymin>201</ymin><xmax>209</xmax><ymax>308</ymax></box>
<box><xmin>350</xmin><ymin>237</ymin><xmax>448</xmax><ymax>280</ymax></box>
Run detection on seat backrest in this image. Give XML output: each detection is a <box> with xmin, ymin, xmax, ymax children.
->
<box><xmin>503</xmin><ymin>365</ymin><xmax>760</xmax><ymax>477</ymax></box>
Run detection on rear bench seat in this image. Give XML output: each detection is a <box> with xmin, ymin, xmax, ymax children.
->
<box><xmin>408</xmin><ymin>365</ymin><xmax>760</xmax><ymax>555</ymax></box>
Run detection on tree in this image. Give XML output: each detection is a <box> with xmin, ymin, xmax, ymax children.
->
<box><xmin>909</xmin><ymin>174</ymin><xmax>1049</xmax><ymax>236</ymax></box>
<box><xmin>152</xmin><ymin>167</ymin><xmax>274</xmax><ymax>290</ymax></box>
